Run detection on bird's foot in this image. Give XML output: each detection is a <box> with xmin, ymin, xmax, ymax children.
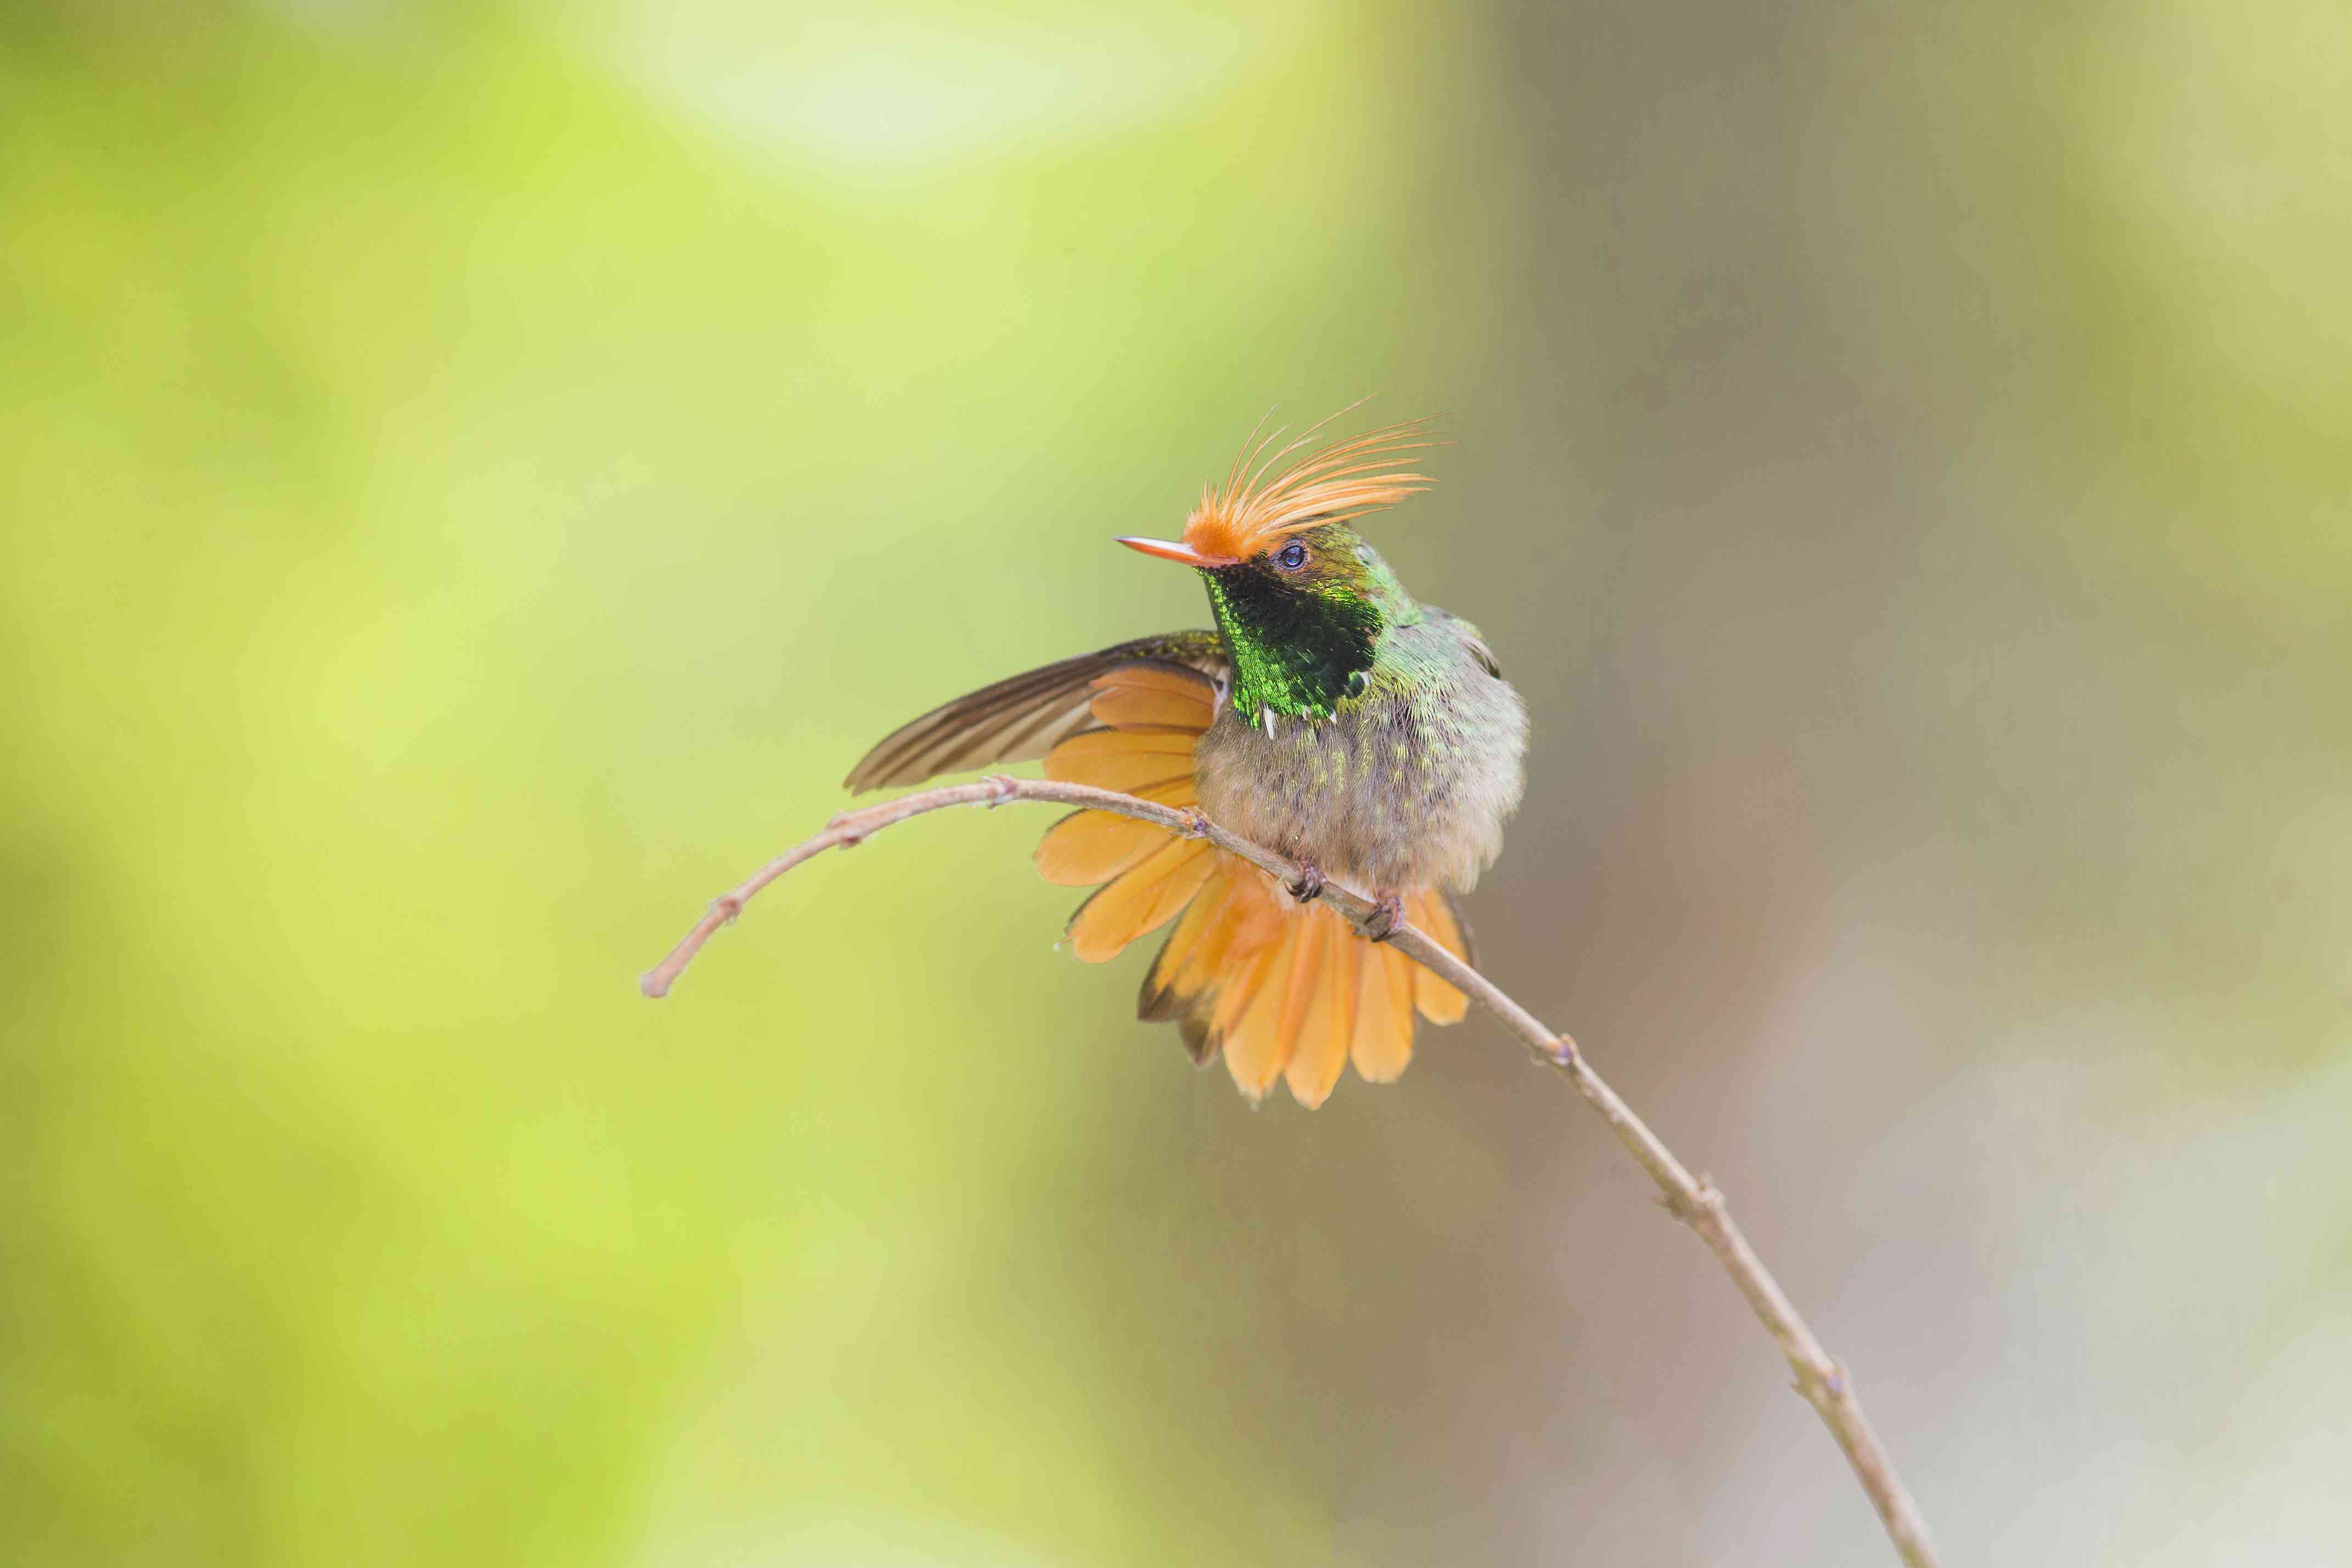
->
<box><xmin>1361</xmin><ymin>892</ymin><xmax>1407</xmax><ymax>943</ymax></box>
<box><xmin>1286</xmin><ymin>863</ymin><xmax>1327</xmax><ymax>904</ymax></box>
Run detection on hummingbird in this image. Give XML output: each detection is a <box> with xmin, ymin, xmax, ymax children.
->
<box><xmin>844</xmin><ymin>416</ymin><xmax>1528</xmax><ymax>1106</ymax></box>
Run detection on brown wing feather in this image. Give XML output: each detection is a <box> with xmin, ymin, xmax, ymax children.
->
<box><xmin>842</xmin><ymin>631</ymin><xmax>1227</xmax><ymax>793</ymax></box>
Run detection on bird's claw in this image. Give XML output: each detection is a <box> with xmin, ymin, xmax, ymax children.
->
<box><xmin>1286</xmin><ymin>863</ymin><xmax>1326</xmax><ymax>904</ymax></box>
<box><xmin>1361</xmin><ymin>893</ymin><xmax>1406</xmax><ymax>943</ymax></box>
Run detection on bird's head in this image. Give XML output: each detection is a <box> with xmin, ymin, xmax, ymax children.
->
<box><xmin>1117</xmin><ymin>415</ymin><xmax>1435</xmax><ymax>726</ymax></box>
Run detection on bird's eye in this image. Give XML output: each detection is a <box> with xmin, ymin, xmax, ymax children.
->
<box><xmin>1275</xmin><ymin>541</ymin><xmax>1308</xmax><ymax>572</ymax></box>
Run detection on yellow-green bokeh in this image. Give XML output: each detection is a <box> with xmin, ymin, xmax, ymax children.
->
<box><xmin>6</xmin><ymin>3</ymin><xmax>2348</xmax><ymax>1565</ymax></box>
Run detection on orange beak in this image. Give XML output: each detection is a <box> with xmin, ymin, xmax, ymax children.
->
<box><xmin>1115</xmin><ymin>535</ymin><xmax>1238</xmax><ymax>569</ymax></box>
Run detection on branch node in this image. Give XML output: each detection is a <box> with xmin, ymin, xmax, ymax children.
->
<box><xmin>709</xmin><ymin>894</ymin><xmax>743</xmax><ymax>927</ymax></box>
<box><xmin>1547</xmin><ymin>1033</ymin><xmax>1580</xmax><ymax>1068</ymax></box>
<box><xmin>1664</xmin><ymin>1177</ymin><xmax>1724</xmax><ymax>1229</ymax></box>
<box><xmin>984</xmin><ymin>772</ymin><xmax>1022</xmax><ymax>807</ymax></box>
<box><xmin>1179</xmin><ymin>807</ymin><xmax>1212</xmax><ymax>840</ymax></box>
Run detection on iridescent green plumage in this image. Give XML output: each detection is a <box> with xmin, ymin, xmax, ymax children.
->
<box><xmin>1201</xmin><ymin>522</ymin><xmax>1421</xmax><ymax>726</ymax></box>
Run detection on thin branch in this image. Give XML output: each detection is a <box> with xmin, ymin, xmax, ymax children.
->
<box><xmin>640</xmin><ymin>776</ymin><xmax>1940</xmax><ymax>1567</ymax></box>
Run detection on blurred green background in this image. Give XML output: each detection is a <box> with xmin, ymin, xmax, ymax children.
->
<box><xmin>5</xmin><ymin>2</ymin><xmax>2348</xmax><ymax>1563</ymax></box>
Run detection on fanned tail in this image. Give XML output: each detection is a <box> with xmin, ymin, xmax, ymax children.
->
<box><xmin>1134</xmin><ymin>878</ymin><xmax>1469</xmax><ymax>1106</ymax></box>
<box><xmin>1034</xmin><ymin>666</ymin><xmax>1472</xmax><ymax>1107</ymax></box>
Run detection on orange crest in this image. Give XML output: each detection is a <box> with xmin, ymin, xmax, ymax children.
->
<box><xmin>1179</xmin><ymin>408</ymin><xmax>1440</xmax><ymax>563</ymax></box>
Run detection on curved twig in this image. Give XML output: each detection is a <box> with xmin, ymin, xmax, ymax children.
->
<box><xmin>640</xmin><ymin>775</ymin><xmax>1940</xmax><ymax>1567</ymax></box>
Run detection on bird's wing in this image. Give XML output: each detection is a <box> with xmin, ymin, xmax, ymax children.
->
<box><xmin>1425</xmin><ymin>608</ymin><xmax>1504</xmax><ymax>679</ymax></box>
<box><xmin>843</xmin><ymin>630</ymin><xmax>1228</xmax><ymax>793</ymax></box>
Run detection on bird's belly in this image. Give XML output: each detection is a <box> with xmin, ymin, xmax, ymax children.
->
<box><xmin>1195</xmin><ymin>682</ymin><xmax>1525</xmax><ymax>894</ymax></box>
